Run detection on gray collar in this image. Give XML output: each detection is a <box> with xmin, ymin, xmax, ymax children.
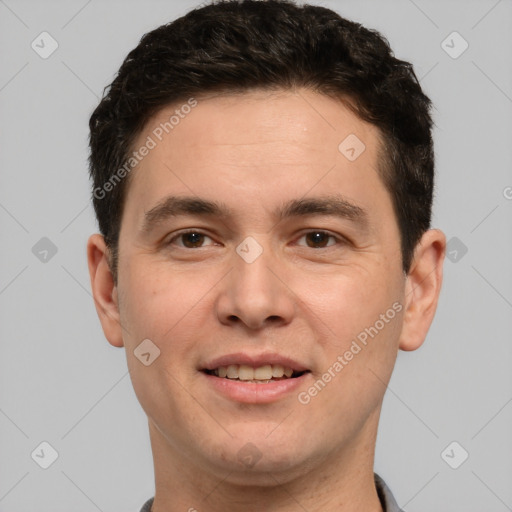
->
<box><xmin>374</xmin><ymin>473</ymin><xmax>404</xmax><ymax>512</ymax></box>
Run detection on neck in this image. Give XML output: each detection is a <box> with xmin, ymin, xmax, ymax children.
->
<box><xmin>148</xmin><ymin>410</ymin><xmax>383</xmax><ymax>512</ymax></box>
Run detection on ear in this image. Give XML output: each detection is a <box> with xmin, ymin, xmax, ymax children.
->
<box><xmin>87</xmin><ymin>233</ymin><xmax>124</xmax><ymax>348</ymax></box>
<box><xmin>399</xmin><ymin>228</ymin><xmax>446</xmax><ymax>351</ymax></box>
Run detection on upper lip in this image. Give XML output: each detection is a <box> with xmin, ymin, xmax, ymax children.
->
<box><xmin>201</xmin><ymin>352</ymin><xmax>309</xmax><ymax>372</ymax></box>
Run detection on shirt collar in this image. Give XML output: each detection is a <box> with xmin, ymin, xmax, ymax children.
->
<box><xmin>375</xmin><ymin>473</ymin><xmax>404</xmax><ymax>512</ymax></box>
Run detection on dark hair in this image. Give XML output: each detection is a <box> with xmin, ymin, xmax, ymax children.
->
<box><xmin>89</xmin><ymin>0</ymin><xmax>435</xmax><ymax>283</ymax></box>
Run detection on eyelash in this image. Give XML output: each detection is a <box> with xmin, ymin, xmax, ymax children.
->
<box><xmin>166</xmin><ymin>229</ymin><xmax>345</xmax><ymax>249</ymax></box>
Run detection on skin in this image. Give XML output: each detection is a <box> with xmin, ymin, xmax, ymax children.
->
<box><xmin>87</xmin><ymin>88</ymin><xmax>446</xmax><ymax>512</ymax></box>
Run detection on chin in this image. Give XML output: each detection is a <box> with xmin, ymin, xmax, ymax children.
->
<box><xmin>204</xmin><ymin>431</ymin><xmax>309</xmax><ymax>481</ymax></box>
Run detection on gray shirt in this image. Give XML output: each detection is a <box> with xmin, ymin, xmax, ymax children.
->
<box><xmin>139</xmin><ymin>473</ymin><xmax>403</xmax><ymax>511</ymax></box>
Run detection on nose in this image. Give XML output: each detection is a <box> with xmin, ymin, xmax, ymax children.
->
<box><xmin>215</xmin><ymin>240</ymin><xmax>296</xmax><ymax>331</ymax></box>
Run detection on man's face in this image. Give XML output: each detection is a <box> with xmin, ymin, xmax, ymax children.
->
<box><xmin>107</xmin><ymin>89</ymin><xmax>409</xmax><ymax>480</ymax></box>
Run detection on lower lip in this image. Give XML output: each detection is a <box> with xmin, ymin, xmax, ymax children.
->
<box><xmin>201</xmin><ymin>371</ymin><xmax>310</xmax><ymax>404</ymax></box>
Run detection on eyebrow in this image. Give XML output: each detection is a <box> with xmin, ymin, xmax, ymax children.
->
<box><xmin>141</xmin><ymin>194</ymin><xmax>370</xmax><ymax>234</ymax></box>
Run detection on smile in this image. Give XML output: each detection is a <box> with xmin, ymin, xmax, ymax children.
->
<box><xmin>203</xmin><ymin>364</ymin><xmax>308</xmax><ymax>383</ymax></box>
<box><xmin>200</xmin><ymin>354</ymin><xmax>312</xmax><ymax>403</ymax></box>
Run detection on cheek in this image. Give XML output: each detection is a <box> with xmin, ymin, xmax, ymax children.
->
<box><xmin>118</xmin><ymin>262</ymin><xmax>224</xmax><ymax>393</ymax></box>
<box><xmin>294</xmin><ymin>266</ymin><xmax>397</xmax><ymax>345</ymax></box>
<box><xmin>298</xmin><ymin>297</ymin><xmax>403</xmax><ymax>441</ymax></box>
<box><xmin>120</xmin><ymin>262</ymin><xmax>208</xmax><ymax>340</ymax></box>
<box><xmin>120</xmin><ymin>269</ymin><xmax>207</xmax><ymax>431</ymax></box>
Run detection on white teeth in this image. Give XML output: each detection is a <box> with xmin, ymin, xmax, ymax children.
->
<box><xmin>212</xmin><ymin>364</ymin><xmax>298</xmax><ymax>380</ymax></box>
<box><xmin>254</xmin><ymin>365</ymin><xmax>273</xmax><ymax>380</ymax></box>
<box><xmin>238</xmin><ymin>365</ymin><xmax>254</xmax><ymax>381</ymax></box>
<box><xmin>226</xmin><ymin>365</ymin><xmax>238</xmax><ymax>378</ymax></box>
<box><xmin>272</xmin><ymin>364</ymin><xmax>284</xmax><ymax>378</ymax></box>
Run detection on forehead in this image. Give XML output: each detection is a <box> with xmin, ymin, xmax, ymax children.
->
<box><xmin>143</xmin><ymin>89</ymin><xmax>377</xmax><ymax>157</ymax></box>
<box><xmin>122</xmin><ymin>89</ymin><xmax>387</xmax><ymax>230</ymax></box>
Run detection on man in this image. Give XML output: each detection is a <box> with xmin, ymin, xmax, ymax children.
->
<box><xmin>86</xmin><ymin>1</ymin><xmax>446</xmax><ymax>510</ymax></box>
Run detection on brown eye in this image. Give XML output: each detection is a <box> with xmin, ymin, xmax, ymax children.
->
<box><xmin>298</xmin><ymin>231</ymin><xmax>338</xmax><ymax>248</ymax></box>
<box><xmin>181</xmin><ymin>232</ymin><xmax>205</xmax><ymax>248</ymax></box>
<box><xmin>168</xmin><ymin>231</ymin><xmax>213</xmax><ymax>248</ymax></box>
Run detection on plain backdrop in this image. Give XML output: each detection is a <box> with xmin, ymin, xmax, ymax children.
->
<box><xmin>1</xmin><ymin>0</ymin><xmax>511</xmax><ymax>510</ymax></box>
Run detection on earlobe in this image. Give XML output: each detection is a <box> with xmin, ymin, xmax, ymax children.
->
<box><xmin>87</xmin><ymin>234</ymin><xmax>124</xmax><ymax>348</ymax></box>
<box><xmin>398</xmin><ymin>229</ymin><xmax>446</xmax><ymax>352</ymax></box>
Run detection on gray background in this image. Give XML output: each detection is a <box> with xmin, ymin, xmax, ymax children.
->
<box><xmin>1</xmin><ymin>0</ymin><xmax>511</xmax><ymax>510</ymax></box>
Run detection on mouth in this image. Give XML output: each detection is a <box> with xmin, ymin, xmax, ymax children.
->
<box><xmin>200</xmin><ymin>354</ymin><xmax>311</xmax><ymax>403</ymax></box>
<box><xmin>202</xmin><ymin>364</ymin><xmax>309</xmax><ymax>383</ymax></box>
